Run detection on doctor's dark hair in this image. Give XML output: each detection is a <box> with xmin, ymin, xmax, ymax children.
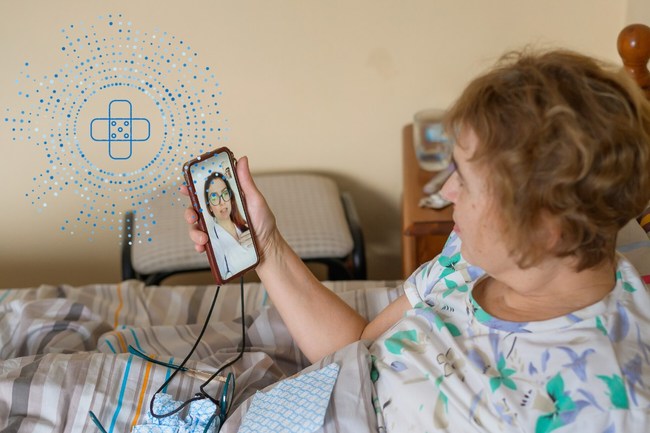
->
<box><xmin>203</xmin><ymin>172</ymin><xmax>249</xmax><ymax>232</ymax></box>
<box><xmin>445</xmin><ymin>49</ymin><xmax>650</xmax><ymax>271</ymax></box>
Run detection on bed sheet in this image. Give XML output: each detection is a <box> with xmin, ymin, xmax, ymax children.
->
<box><xmin>0</xmin><ymin>279</ymin><xmax>403</xmax><ymax>432</ymax></box>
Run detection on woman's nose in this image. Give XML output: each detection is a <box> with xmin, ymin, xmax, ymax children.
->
<box><xmin>439</xmin><ymin>172</ymin><xmax>458</xmax><ymax>203</ymax></box>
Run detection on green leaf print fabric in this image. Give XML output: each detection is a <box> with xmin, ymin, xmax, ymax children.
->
<box><xmin>369</xmin><ymin>232</ymin><xmax>650</xmax><ymax>432</ymax></box>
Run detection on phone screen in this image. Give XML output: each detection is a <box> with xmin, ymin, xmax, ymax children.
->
<box><xmin>183</xmin><ymin>148</ymin><xmax>259</xmax><ymax>283</ymax></box>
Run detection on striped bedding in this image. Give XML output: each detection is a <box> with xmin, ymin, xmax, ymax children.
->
<box><xmin>0</xmin><ymin>279</ymin><xmax>403</xmax><ymax>432</ymax></box>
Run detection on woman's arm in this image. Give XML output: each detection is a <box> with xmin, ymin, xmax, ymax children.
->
<box><xmin>256</xmin><ymin>230</ymin><xmax>410</xmax><ymax>361</ymax></box>
<box><xmin>182</xmin><ymin>156</ymin><xmax>409</xmax><ymax>362</ymax></box>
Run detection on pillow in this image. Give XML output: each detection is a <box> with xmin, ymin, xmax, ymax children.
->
<box><xmin>616</xmin><ymin>218</ymin><xmax>650</xmax><ymax>285</ymax></box>
<box><xmin>637</xmin><ymin>206</ymin><xmax>650</xmax><ymax>236</ymax></box>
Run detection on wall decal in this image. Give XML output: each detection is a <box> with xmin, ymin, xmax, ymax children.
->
<box><xmin>90</xmin><ymin>99</ymin><xmax>151</xmax><ymax>160</ymax></box>
<box><xmin>4</xmin><ymin>13</ymin><xmax>227</xmax><ymax>244</ymax></box>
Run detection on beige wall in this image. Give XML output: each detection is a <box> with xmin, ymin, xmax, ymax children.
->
<box><xmin>0</xmin><ymin>0</ymin><xmax>633</xmax><ymax>287</ymax></box>
<box><xmin>627</xmin><ymin>0</ymin><xmax>650</xmax><ymax>23</ymax></box>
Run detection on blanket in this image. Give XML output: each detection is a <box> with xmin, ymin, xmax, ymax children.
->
<box><xmin>0</xmin><ymin>280</ymin><xmax>402</xmax><ymax>432</ymax></box>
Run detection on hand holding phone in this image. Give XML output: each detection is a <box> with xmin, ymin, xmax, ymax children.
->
<box><xmin>183</xmin><ymin>147</ymin><xmax>260</xmax><ymax>284</ymax></box>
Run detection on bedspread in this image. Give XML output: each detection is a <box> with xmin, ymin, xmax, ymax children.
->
<box><xmin>0</xmin><ymin>280</ymin><xmax>403</xmax><ymax>432</ymax></box>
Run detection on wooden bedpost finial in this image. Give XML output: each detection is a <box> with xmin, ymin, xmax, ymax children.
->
<box><xmin>617</xmin><ymin>23</ymin><xmax>650</xmax><ymax>99</ymax></box>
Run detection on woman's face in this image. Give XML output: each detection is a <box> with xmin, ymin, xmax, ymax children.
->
<box><xmin>439</xmin><ymin>127</ymin><xmax>513</xmax><ymax>274</ymax></box>
<box><xmin>207</xmin><ymin>177</ymin><xmax>232</xmax><ymax>222</ymax></box>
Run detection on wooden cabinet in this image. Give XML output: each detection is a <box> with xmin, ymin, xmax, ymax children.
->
<box><xmin>401</xmin><ymin>125</ymin><xmax>454</xmax><ymax>278</ymax></box>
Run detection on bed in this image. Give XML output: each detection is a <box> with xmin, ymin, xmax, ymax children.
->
<box><xmin>1</xmin><ymin>232</ymin><xmax>648</xmax><ymax>432</ymax></box>
<box><xmin>2</xmin><ymin>25</ymin><xmax>650</xmax><ymax>433</ymax></box>
<box><xmin>0</xmin><ymin>279</ymin><xmax>404</xmax><ymax>432</ymax></box>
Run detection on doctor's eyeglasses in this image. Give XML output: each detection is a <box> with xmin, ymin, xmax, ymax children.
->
<box><xmin>209</xmin><ymin>189</ymin><xmax>232</xmax><ymax>205</ymax></box>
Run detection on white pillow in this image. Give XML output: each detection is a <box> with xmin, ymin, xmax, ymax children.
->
<box><xmin>616</xmin><ymin>219</ymin><xmax>650</xmax><ymax>285</ymax></box>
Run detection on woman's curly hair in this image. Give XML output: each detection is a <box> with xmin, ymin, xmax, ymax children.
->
<box><xmin>445</xmin><ymin>49</ymin><xmax>650</xmax><ymax>270</ymax></box>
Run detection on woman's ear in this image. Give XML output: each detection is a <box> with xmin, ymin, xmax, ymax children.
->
<box><xmin>540</xmin><ymin>211</ymin><xmax>563</xmax><ymax>252</ymax></box>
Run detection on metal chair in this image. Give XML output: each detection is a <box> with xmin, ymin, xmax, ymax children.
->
<box><xmin>122</xmin><ymin>173</ymin><xmax>366</xmax><ymax>285</ymax></box>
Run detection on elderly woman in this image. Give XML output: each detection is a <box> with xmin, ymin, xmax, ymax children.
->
<box><xmin>185</xmin><ymin>50</ymin><xmax>650</xmax><ymax>431</ymax></box>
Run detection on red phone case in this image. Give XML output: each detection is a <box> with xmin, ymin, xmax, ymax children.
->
<box><xmin>183</xmin><ymin>147</ymin><xmax>260</xmax><ymax>284</ymax></box>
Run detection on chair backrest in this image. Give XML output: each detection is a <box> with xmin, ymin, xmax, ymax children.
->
<box><xmin>617</xmin><ymin>23</ymin><xmax>650</xmax><ymax>99</ymax></box>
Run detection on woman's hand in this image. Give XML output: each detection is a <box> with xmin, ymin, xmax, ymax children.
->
<box><xmin>181</xmin><ymin>156</ymin><xmax>402</xmax><ymax>362</ymax></box>
<box><xmin>180</xmin><ymin>156</ymin><xmax>279</xmax><ymax>260</ymax></box>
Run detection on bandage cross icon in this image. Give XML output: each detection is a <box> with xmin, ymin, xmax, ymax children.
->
<box><xmin>90</xmin><ymin>99</ymin><xmax>151</xmax><ymax>160</ymax></box>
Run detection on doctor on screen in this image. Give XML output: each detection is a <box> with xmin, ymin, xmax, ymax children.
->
<box><xmin>203</xmin><ymin>171</ymin><xmax>254</xmax><ymax>278</ymax></box>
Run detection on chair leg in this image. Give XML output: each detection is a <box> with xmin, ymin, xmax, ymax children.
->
<box><xmin>327</xmin><ymin>260</ymin><xmax>353</xmax><ymax>281</ymax></box>
<box><xmin>121</xmin><ymin>211</ymin><xmax>138</xmax><ymax>281</ymax></box>
<box><xmin>341</xmin><ymin>192</ymin><xmax>367</xmax><ymax>279</ymax></box>
<box><xmin>303</xmin><ymin>258</ymin><xmax>351</xmax><ymax>281</ymax></box>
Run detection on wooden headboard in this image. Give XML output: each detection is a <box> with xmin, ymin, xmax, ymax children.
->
<box><xmin>618</xmin><ymin>23</ymin><xmax>650</xmax><ymax>235</ymax></box>
<box><xmin>617</xmin><ymin>23</ymin><xmax>650</xmax><ymax>99</ymax></box>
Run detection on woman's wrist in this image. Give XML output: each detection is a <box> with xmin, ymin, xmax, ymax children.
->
<box><xmin>258</xmin><ymin>228</ymin><xmax>287</xmax><ymax>269</ymax></box>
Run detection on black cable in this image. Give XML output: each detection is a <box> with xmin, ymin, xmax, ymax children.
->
<box><xmin>149</xmin><ymin>283</ymin><xmax>222</xmax><ymax>418</ymax></box>
<box><xmin>199</xmin><ymin>276</ymin><xmax>246</xmax><ymax>408</ymax></box>
<box><xmin>148</xmin><ymin>276</ymin><xmax>247</xmax><ymax>420</ymax></box>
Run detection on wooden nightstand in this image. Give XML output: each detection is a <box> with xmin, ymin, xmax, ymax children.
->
<box><xmin>402</xmin><ymin>124</ymin><xmax>454</xmax><ymax>278</ymax></box>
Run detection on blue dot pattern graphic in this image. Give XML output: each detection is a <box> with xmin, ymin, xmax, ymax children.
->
<box><xmin>4</xmin><ymin>13</ymin><xmax>228</xmax><ymax>244</ymax></box>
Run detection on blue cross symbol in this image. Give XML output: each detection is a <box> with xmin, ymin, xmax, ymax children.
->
<box><xmin>90</xmin><ymin>99</ymin><xmax>151</xmax><ymax>160</ymax></box>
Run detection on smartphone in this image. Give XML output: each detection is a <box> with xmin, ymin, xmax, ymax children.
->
<box><xmin>183</xmin><ymin>147</ymin><xmax>260</xmax><ymax>284</ymax></box>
